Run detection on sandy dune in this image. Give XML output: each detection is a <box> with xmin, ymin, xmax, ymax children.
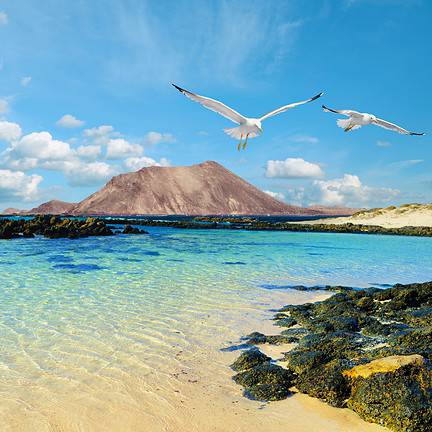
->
<box><xmin>306</xmin><ymin>204</ymin><xmax>432</xmax><ymax>228</ymax></box>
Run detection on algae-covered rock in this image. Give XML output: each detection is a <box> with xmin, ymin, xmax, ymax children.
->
<box><xmin>246</xmin><ymin>383</ymin><xmax>292</xmax><ymax>401</ymax></box>
<box><xmin>389</xmin><ymin>327</ymin><xmax>432</xmax><ymax>359</ymax></box>
<box><xmin>233</xmin><ymin>362</ymin><xmax>295</xmax><ymax>401</ymax></box>
<box><xmin>286</xmin><ymin>350</ymin><xmax>329</xmax><ymax>375</ymax></box>
<box><xmin>230</xmin><ymin>348</ymin><xmax>271</xmax><ymax>372</ymax></box>
<box><xmin>274</xmin><ymin>316</ymin><xmax>297</xmax><ymax>328</ymax></box>
<box><xmin>245</xmin><ymin>332</ymin><xmax>298</xmax><ymax>345</ymax></box>
<box><xmin>346</xmin><ymin>357</ymin><xmax>432</xmax><ymax>432</ymax></box>
<box><xmin>294</xmin><ymin>358</ymin><xmax>353</xmax><ymax>407</ymax></box>
<box><xmin>231</xmin><ymin>281</ymin><xmax>432</xmax><ymax>430</ymax></box>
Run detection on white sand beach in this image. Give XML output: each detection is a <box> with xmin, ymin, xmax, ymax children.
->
<box><xmin>304</xmin><ymin>204</ymin><xmax>432</xmax><ymax>229</ymax></box>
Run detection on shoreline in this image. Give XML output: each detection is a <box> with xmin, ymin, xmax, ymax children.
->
<box><xmin>3</xmin><ymin>215</ymin><xmax>432</xmax><ymax>238</ymax></box>
<box><xmin>103</xmin><ymin>217</ymin><xmax>432</xmax><ymax>237</ymax></box>
<box><xmin>230</xmin><ymin>281</ymin><xmax>432</xmax><ymax>432</ymax></box>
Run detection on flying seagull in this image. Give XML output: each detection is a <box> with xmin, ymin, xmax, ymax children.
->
<box><xmin>172</xmin><ymin>84</ymin><xmax>323</xmax><ymax>150</ymax></box>
<box><xmin>322</xmin><ymin>105</ymin><xmax>424</xmax><ymax>136</ymax></box>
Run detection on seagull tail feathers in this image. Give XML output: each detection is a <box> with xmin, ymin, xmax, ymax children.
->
<box><xmin>224</xmin><ymin>127</ymin><xmax>258</xmax><ymax>140</ymax></box>
<box><xmin>337</xmin><ymin>118</ymin><xmax>360</xmax><ymax>131</ymax></box>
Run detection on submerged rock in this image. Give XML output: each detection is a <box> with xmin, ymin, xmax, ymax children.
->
<box><xmin>122</xmin><ymin>224</ymin><xmax>148</xmax><ymax>234</ymax></box>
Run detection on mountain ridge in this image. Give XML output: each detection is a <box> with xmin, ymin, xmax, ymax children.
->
<box><xmin>71</xmin><ymin>161</ymin><xmax>314</xmax><ymax>215</ymax></box>
<box><xmin>2</xmin><ymin>161</ymin><xmax>359</xmax><ymax>216</ymax></box>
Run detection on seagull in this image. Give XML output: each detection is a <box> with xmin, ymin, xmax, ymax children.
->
<box><xmin>172</xmin><ymin>83</ymin><xmax>323</xmax><ymax>150</ymax></box>
<box><xmin>322</xmin><ymin>105</ymin><xmax>425</xmax><ymax>136</ymax></box>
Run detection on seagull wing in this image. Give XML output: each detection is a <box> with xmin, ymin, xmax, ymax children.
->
<box><xmin>259</xmin><ymin>92</ymin><xmax>323</xmax><ymax>122</ymax></box>
<box><xmin>322</xmin><ymin>105</ymin><xmax>362</xmax><ymax>117</ymax></box>
<box><xmin>372</xmin><ymin>117</ymin><xmax>425</xmax><ymax>136</ymax></box>
<box><xmin>172</xmin><ymin>84</ymin><xmax>246</xmax><ymax>124</ymax></box>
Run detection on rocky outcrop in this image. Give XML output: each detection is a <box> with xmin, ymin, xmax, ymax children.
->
<box><xmin>95</xmin><ymin>218</ymin><xmax>432</xmax><ymax>237</ymax></box>
<box><xmin>232</xmin><ymin>281</ymin><xmax>432</xmax><ymax>431</ymax></box>
<box><xmin>346</xmin><ymin>356</ymin><xmax>431</xmax><ymax>432</ymax></box>
<box><xmin>230</xmin><ymin>348</ymin><xmax>295</xmax><ymax>401</ymax></box>
<box><xmin>0</xmin><ymin>216</ymin><xmax>147</xmax><ymax>239</ymax></box>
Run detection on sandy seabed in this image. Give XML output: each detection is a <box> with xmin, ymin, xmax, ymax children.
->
<box><xmin>0</xmin><ymin>290</ymin><xmax>388</xmax><ymax>432</ymax></box>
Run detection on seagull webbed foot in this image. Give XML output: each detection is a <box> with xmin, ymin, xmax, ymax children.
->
<box><xmin>237</xmin><ymin>135</ymin><xmax>243</xmax><ymax>151</ymax></box>
<box><xmin>242</xmin><ymin>133</ymin><xmax>249</xmax><ymax>150</ymax></box>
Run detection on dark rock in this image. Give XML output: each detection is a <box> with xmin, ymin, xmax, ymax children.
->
<box><xmin>274</xmin><ymin>316</ymin><xmax>297</xmax><ymax>328</ymax></box>
<box><xmin>122</xmin><ymin>224</ymin><xmax>148</xmax><ymax>234</ymax></box>
<box><xmin>245</xmin><ymin>332</ymin><xmax>298</xmax><ymax>345</ymax></box>
<box><xmin>231</xmin><ymin>281</ymin><xmax>432</xmax><ymax>430</ymax></box>
<box><xmin>294</xmin><ymin>359</ymin><xmax>353</xmax><ymax>407</ymax></box>
<box><xmin>246</xmin><ymin>383</ymin><xmax>292</xmax><ymax>401</ymax></box>
<box><xmin>389</xmin><ymin>327</ymin><xmax>432</xmax><ymax>359</ymax></box>
<box><xmin>280</xmin><ymin>328</ymin><xmax>309</xmax><ymax>338</ymax></box>
<box><xmin>286</xmin><ymin>350</ymin><xmax>329</xmax><ymax>375</ymax></box>
<box><xmin>230</xmin><ymin>348</ymin><xmax>271</xmax><ymax>372</ymax></box>
<box><xmin>233</xmin><ymin>363</ymin><xmax>295</xmax><ymax>401</ymax></box>
<box><xmin>346</xmin><ymin>358</ymin><xmax>432</xmax><ymax>432</ymax></box>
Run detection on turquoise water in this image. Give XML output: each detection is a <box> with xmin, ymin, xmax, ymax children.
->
<box><xmin>0</xmin><ymin>227</ymin><xmax>431</xmax><ymax>431</ymax></box>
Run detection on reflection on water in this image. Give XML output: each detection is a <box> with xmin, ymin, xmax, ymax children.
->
<box><xmin>0</xmin><ymin>227</ymin><xmax>430</xmax><ymax>431</ymax></box>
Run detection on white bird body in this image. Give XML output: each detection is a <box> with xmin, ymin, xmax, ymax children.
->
<box><xmin>224</xmin><ymin>118</ymin><xmax>262</xmax><ymax>140</ymax></box>
<box><xmin>323</xmin><ymin>105</ymin><xmax>424</xmax><ymax>135</ymax></box>
<box><xmin>172</xmin><ymin>84</ymin><xmax>323</xmax><ymax>150</ymax></box>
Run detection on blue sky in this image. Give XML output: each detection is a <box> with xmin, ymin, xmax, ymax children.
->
<box><xmin>0</xmin><ymin>0</ymin><xmax>430</xmax><ymax>210</ymax></box>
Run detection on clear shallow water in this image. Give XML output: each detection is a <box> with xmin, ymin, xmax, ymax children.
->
<box><xmin>0</xmin><ymin>228</ymin><xmax>431</xmax><ymax>431</ymax></box>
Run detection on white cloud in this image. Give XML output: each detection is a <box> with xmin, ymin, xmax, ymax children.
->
<box><xmin>10</xmin><ymin>131</ymin><xmax>73</xmax><ymax>161</ymax></box>
<box><xmin>106</xmin><ymin>138</ymin><xmax>143</xmax><ymax>159</ymax></box>
<box><xmin>0</xmin><ymin>119</ymin><xmax>171</xmax><ymax>192</ymax></box>
<box><xmin>389</xmin><ymin>159</ymin><xmax>423</xmax><ymax>169</ymax></box>
<box><xmin>83</xmin><ymin>125</ymin><xmax>117</xmax><ymax>144</ymax></box>
<box><xmin>0</xmin><ymin>121</ymin><xmax>22</xmax><ymax>142</ymax></box>
<box><xmin>21</xmin><ymin>76</ymin><xmax>32</xmax><ymax>87</ymax></box>
<box><xmin>289</xmin><ymin>134</ymin><xmax>319</xmax><ymax>144</ymax></box>
<box><xmin>76</xmin><ymin>145</ymin><xmax>101</xmax><ymax>160</ymax></box>
<box><xmin>0</xmin><ymin>169</ymin><xmax>42</xmax><ymax>202</ymax></box>
<box><xmin>56</xmin><ymin>114</ymin><xmax>85</xmax><ymax>128</ymax></box>
<box><xmin>0</xmin><ymin>11</ymin><xmax>7</xmax><ymax>26</ymax></box>
<box><xmin>265</xmin><ymin>158</ymin><xmax>324</xmax><ymax>179</ymax></box>
<box><xmin>64</xmin><ymin>161</ymin><xmax>117</xmax><ymax>187</ymax></box>
<box><xmin>264</xmin><ymin>190</ymin><xmax>285</xmax><ymax>201</ymax></box>
<box><xmin>0</xmin><ymin>98</ymin><xmax>9</xmax><ymax>114</ymax></box>
<box><xmin>377</xmin><ymin>140</ymin><xmax>391</xmax><ymax>147</ymax></box>
<box><xmin>124</xmin><ymin>156</ymin><xmax>170</xmax><ymax>171</ymax></box>
<box><xmin>312</xmin><ymin>174</ymin><xmax>399</xmax><ymax>207</ymax></box>
<box><xmin>144</xmin><ymin>131</ymin><xmax>176</xmax><ymax>145</ymax></box>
